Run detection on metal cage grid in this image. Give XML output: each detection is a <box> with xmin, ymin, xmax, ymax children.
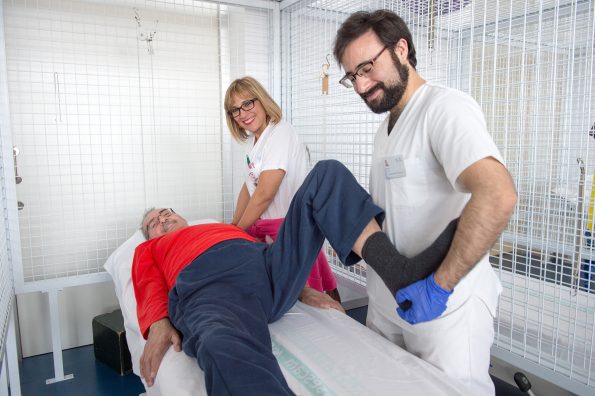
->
<box><xmin>281</xmin><ymin>0</ymin><xmax>594</xmax><ymax>392</ymax></box>
<box><xmin>0</xmin><ymin>0</ymin><xmax>15</xmax><ymax>364</ymax></box>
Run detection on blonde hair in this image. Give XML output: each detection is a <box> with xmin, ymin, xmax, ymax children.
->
<box><xmin>224</xmin><ymin>76</ymin><xmax>282</xmax><ymax>142</ymax></box>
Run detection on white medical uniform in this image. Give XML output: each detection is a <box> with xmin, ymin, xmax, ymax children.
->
<box><xmin>367</xmin><ymin>82</ymin><xmax>504</xmax><ymax>395</ymax></box>
<box><xmin>244</xmin><ymin>119</ymin><xmax>308</xmax><ymax>219</ymax></box>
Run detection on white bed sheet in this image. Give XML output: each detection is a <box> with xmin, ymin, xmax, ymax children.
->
<box><xmin>104</xmin><ymin>222</ymin><xmax>466</xmax><ymax>396</ymax></box>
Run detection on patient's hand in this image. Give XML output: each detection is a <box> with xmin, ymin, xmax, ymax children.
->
<box><xmin>140</xmin><ymin>318</ymin><xmax>182</xmax><ymax>387</ymax></box>
<box><xmin>299</xmin><ymin>286</ymin><xmax>345</xmax><ymax>313</ymax></box>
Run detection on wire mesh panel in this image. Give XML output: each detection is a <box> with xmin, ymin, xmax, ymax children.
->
<box><xmin>281</xmin><ymin>0</ymin><xmax>594</xmax><ymax>392</ymax></box>
<box><xmin>219</xmin><ymin>3</ymin><xmax>275</xmax><ymax>223</ymax></box>
<box><xmin>281</xmin><ymin>0</ymin><xmax>383</xmax><ymax>284</ymax></box>
<box><xmin>470</xmin><ymin>1</ymin><xmax>595</xmax><ymax>391</ymax></box>
<box><xmin>0</xmin><ymin>0</ymin><xmax>15</xmax><ymax>362</ymax></box>
<box><xmin>3</xmin><ymin>0</ymin><xmax>273</xmax><ymax>287</ymax></box>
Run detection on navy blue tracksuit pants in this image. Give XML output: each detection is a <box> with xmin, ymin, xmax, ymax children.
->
<box><xmin>168</xmin><ymin>160</ymin><xmax>384</xmax><ymax>395</ymax></box>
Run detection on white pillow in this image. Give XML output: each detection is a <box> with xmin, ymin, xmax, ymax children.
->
<box><xmin>104</xmin><ymin>219</ymin><xmax>217</xmax><ymax>395</ymax></box>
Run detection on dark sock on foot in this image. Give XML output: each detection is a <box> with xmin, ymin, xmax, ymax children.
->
<box><xmin>361</xmin><ymin>218</ymin><xmax>459</xmax><ymax>295</ymax></box>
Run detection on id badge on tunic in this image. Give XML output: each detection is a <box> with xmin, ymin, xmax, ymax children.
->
<box><xmin>383</xmin><ymin>155</ymin><xmax>406</xmax><ymax>179</ymax></box>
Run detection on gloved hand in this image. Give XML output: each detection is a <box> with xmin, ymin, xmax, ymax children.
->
<box><xmin>396</xmin><ymin>273</ymin><xmax>453</xmax><ymax>325</ymax></box>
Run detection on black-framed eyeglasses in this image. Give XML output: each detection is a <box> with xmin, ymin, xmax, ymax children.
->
<box><xmin>227</xmin><ymin>98</ymin><xmax>258</xmax><ymax>118</ymax></box>
<box><xmin>339</xmin><ymin>46</ymin><xmax>388</xmax><ymax>88</ymax></box>
<box><xmin>145</xmin><ymin>208</ymin><xmax>175</xmax><ymax>234</ymax></box>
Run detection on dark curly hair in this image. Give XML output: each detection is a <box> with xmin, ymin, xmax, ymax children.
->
<box><xmin>334</xmin><ymin>9</ymin><xmax>417</xmax><ymax>69</ymax></box>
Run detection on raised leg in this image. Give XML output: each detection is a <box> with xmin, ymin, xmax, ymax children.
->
<box><xmin>267</xmin><ymin>159</ymin><xmax>384</xmax><ymax>320</ymax></box>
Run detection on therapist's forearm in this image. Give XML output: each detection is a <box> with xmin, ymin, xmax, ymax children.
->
<box><xmin>434</xmin><ymin>161</ymin><xmax>516</xmax><ymax>290</ymax></box>
<box><xmin>236</xmin><ymin>169</ymin><xmax>285</xmax><ymax>230</ymax></box>
<box><xmin>434</xmin><ymin>205</ymin><xmax>499</xmax><ymax>290</ymax></box>
<box><xmin>236</xmin><ymin>193</ymin><xmax>273</xmax><ymax>230</ymax></box>
<box><xmin>232</xmin><ymin>184</ymin><xmax>250</xmax><ymax>225</ymax></box>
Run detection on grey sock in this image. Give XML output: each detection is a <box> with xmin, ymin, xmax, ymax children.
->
<box><xmin>361</xmin><ymin>218</ymin><xmax>459</xmax><ymax>296</ymax></box>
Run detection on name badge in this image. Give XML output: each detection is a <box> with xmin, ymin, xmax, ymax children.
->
<box><xmin>383</xmin><ymin>155</ymin><xmax>406</xmax><ymax>179</ymax></box>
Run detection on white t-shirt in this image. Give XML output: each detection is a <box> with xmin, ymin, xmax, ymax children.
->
<box><xmin>367</xmin><ymin>82</ymin><xmax>503</xmax><ymax>326</ymax></box>
<box><xmin>244</xmin><ymin>119</ymin><xmax>308</xmax><ymax>219</ymax></box>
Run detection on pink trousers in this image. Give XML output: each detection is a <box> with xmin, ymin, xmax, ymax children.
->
<box><xmin>247</xmin><ymin>218</ymin><xmax>338</xmax><ymax>292</ymax></box>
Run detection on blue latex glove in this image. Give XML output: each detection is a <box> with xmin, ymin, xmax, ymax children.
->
<box><xmin>396</xmin><ymin>273</ymin><xmax>453</xmax><ymax>325</ymax></box>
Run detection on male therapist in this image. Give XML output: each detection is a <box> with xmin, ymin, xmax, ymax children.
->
<box><xmin>334</xmin><ymin>9</ymin><xmax>517</xmax><ymax>395</ymax></box>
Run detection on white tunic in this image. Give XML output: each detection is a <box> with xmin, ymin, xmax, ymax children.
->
<box><xmin>244</xmin><ymin>119</ymin><xmax>308</xmax><ymax>219</ymax></box>
<box><xmin>367</xmin><ymin>82</ymin><xmax>504</xmax><ymax>394</ymax></box>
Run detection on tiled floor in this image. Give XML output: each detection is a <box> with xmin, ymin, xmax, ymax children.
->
<box><xmin>19</xmin><ymin>345</ymin><xmax>145</xmax><ymax>396</ymax></box>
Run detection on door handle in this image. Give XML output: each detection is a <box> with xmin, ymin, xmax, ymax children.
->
<box><xmin>13</xmin><ymin>146</ymin><xmax>22</xmax><ymax>184</ymax></box>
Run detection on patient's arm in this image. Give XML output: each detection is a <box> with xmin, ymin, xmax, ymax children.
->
<box><xmin>140</xmin><ymin>317</ymin><xmax>182</xmax><ymax>387</ymax></box>
<box><xmin>299</xmin><ymin>286</ymin><xmax>345</xmax><ymax>313</ymax></box>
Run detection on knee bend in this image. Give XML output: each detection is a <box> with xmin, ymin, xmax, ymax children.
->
<box><xmin>313</xmin><ymin>159</ymin><xmax>345</xmax><ymax>176</ymax></box>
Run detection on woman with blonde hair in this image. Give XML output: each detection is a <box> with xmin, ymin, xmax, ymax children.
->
<box><xmin>224</xmin><ymin>76</ymin><xmax>340</xmax><ymax>302</ymax></box>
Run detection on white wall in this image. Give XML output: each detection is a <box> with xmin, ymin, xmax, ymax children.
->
<box><xmin>16</xmin><ymin>282</ymin><xmax>118</xmax><ymax>357</ymax></box>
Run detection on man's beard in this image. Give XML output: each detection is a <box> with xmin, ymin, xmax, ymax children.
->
<box><xmin>360</xmin><ymin>53</ymin><xmax>410</xmax><ymax>114</ymax></box>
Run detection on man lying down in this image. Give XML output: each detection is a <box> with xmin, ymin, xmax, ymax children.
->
<box><xmin>133</xmin><ymin>159</ymin><xmax>458</xmax><ymax>396</ymax></box>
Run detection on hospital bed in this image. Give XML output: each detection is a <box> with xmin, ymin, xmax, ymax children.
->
<box><xmin>104</xmin><ymin>220</ymin><xmax>467</xmax><ymax>396</ymax></box>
